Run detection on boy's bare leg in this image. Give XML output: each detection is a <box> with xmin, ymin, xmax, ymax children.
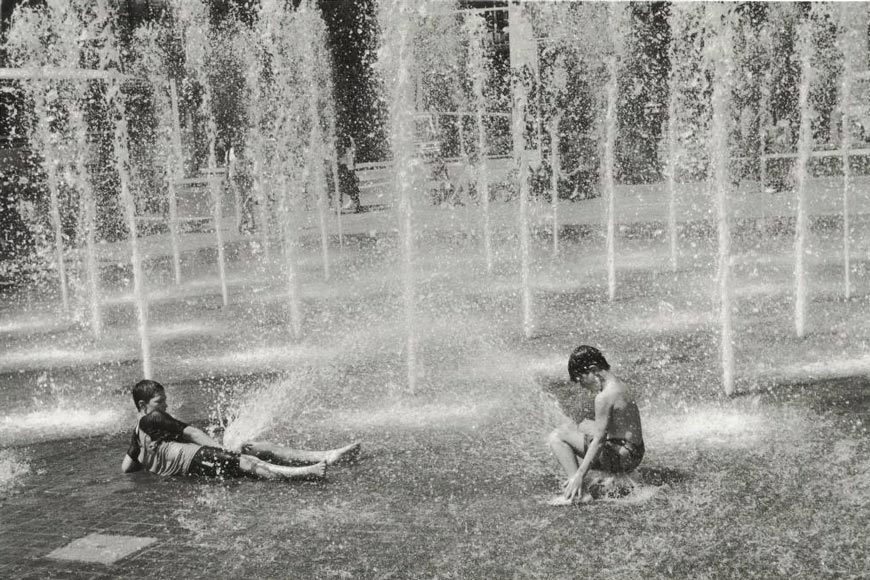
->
<box><xmin>547</xmin><ymin>425</ymin><xmax>587</xmax><ymax>479</ymax></box>
<box><xmin>239</xmin><ymin>454</ymin><xmax>327</xmax><ymax>480</ymax></box>
<box><xmin>242</xmin><ymin>441</ymin><xmax>361</xmax><ymax>466</ymax></box>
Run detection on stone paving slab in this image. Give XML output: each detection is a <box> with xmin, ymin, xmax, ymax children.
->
<box><xmin>47</xmin><ymin>534</ymin><xmax>157</xmax><ymax>565</ymax></box>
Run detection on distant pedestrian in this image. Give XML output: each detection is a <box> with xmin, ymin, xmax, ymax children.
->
<box><xmin>338</xmin><ymin>136</ymin><xmax>362</xmax><ymax>212</ymax></box>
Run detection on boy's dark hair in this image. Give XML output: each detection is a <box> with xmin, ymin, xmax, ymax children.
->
<box><xmin>131</xmin><ymin>379</ymin><xmax>165</xmax><ymax>410</ymax></box>
<box><xmin>568</xmin><ymin>345</ymin><xmax>610</xmax><ymax>382</ymax></box>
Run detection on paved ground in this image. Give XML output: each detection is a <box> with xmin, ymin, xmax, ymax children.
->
<box><xmin>3</xmin><ymin>175</ymin><xmax>870</xmax><ymax>578</ymax></box>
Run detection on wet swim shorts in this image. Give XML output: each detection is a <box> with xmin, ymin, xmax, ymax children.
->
<box><xmin>187</xmin><ymin>446</ymin><xmax>247</xmax><ymax>478</ymax></box>
<box><xmin>586</xmin><ymin>436</ymin><xmax>645</xmax><ymax>473</ymax></box>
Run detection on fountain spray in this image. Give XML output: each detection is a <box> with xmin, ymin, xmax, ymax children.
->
<box><xmin>508</xmin><ymin>2</ymin><xmax>535</xmax><ymax>339</ymax></box>
<box><xmin>550</xmin><ymin>112</ymin><xmax>561</xmax><ymax>257</ymax></box>
<box><xmin>278</xmin><ymin>169</ymin><xmax>303</xmax><ymax>341</ymax></box>
<box><xmin>69</xmin><ymin>105</ymin><xmax>101</xmax><ymax>337</ymax></box>
<box><xmin>377</xmin><ymin>0</ymin><xmax>422</xmax><ymax>391</ymax></box>
<box><xmin>465</xmin><ymin>13</ymin><xmax>493</xmax><ymax>273</ymax></box>
<box><xmin>299</xmin><ymin>1</ymin><xmax>332</xmax><ymax>281</ymax></box>
<box><xmin>113</xmin><ymin>110</ymin><xmax>152</xmax><ymax>379</ymax></box>
<box><xmin>167</xmin><ymin>80</ymin><xmax>183</xmax><ymax>284</ymax></box>
<box><xmin>238</xmin><ymin>32</ymin><xmax>272</xmax><ymax>262</ymax></box>
<box><xmin>206</xmin><ymin>133</ymin><xmax>229</xmax><ymax>307</ymax></box>
<box><xmin>602</xmin><ymin>3</ymin><xmax>626</xmax><ymax>303</ymax></box>
<box><xmin>793</xmin><ymin>17</ymin><xmax>814</xmax><ymax>339</ymax></box>
<box><xmin>327</xmin><ymin>113</ymin><xmax>344</xmax><ymax>250</ymax></box>
<box><xmin>706</xmin><ymin>4</ymin><xmax>735</xmax><ymax>395</ymax></box>
<box><xmin>837</xmin><ymin>4</ymin><xmax>863</xmax><ymax>300</ymax></box>
<box><xmin>32</xmin><ymin>90</ymin><xmax>69</xmax><ymax>314</ymax></box>
<box><xmin>664</xmin><ymin>5</ymin><xmax>683</xmax><ymax>274</ymax></box>
<box><xmin>173</xmin><ymin>0</ymin><xmax>229</xmax><ymax>306</ymax></box>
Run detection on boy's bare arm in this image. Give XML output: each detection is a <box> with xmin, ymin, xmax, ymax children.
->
<box><xmin>564</xmin><ymin>393</ymin><xmax>612</xmax><ymax>499</ymax></box>
<box><xmin>182</xmin><ymin>425</ymin><xmax>223</xmax><ymax>448</ymax></box>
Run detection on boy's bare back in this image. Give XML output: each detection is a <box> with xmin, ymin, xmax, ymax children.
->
<box><xmin>597</xmin><ymin>377</ymin><xmax>643</xmax><ymax>444</ymax></box>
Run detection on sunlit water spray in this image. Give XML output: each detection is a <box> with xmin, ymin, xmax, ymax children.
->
<box><xmin>215</xmin><ymin>370</ymin><xmax>325</xmax><ymax>452</ymax></box>
<box><xmin>1</xmin><ymin>408</ymin><xmax>125</xmax><ymax>447</ymax></box>
<box><xmin>0</xmin><ymin>345</ymin><xmax>132</xmax><ymax>372</ymax></box>
<box><xmin>0</xmin><ymin>449</ymin><xmax>31</xmax><ymax>495</ymax></box>
<box><xmin>377</xmin><ymin>0</ymin><xmax>421</xmax><ymax>391</ymax></box>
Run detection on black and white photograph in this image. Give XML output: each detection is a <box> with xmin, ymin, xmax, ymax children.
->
<box><xmin>1</xmin><ymin>1</ymin><xmax>868</xmax><ymax>578</ymax></box>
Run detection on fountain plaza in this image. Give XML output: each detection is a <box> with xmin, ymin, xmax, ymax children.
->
<box><xmin>1</xmin><ymin>2</ymin><xmax>869</xmax><ymax>579</ymax></box>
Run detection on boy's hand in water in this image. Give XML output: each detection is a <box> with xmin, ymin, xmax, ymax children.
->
<box><xmin>563</xmin><ymin>472</ymin><xmax>584</xmax><ymax>500</ymax></box>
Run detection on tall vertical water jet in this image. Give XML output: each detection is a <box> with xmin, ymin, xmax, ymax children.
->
<box><xmin>377</xmin><ymin>0</ymin><xmax>422</xmax><ymax>391</ymax></box>
<box><xmin>757</xmin><ymin>27</ymin><xmax>773</xmax><ymax>194</ymax></box>
<box><xmin>228</xmin><ymin>149</ymin><xmax>242</xmax><ymax>234</ymax></box>
<box><xmin>174</xmin><ymin>0</ymin><xmax>228</xmax><ymax>305</ymax></box>
<box><xmin>465</xmin><ymin>13</ymin><xmax>493</xmax><ymax>273</ymax></box>
<box><xmin>32</xmin><ymin>90</ymin><xmax>70</xmax><ymax>314</ymax></box>
<box><xmin>837</xmin><ymin>5</ymin><xmax>862</xmax><ymax>300</ymax></box>
<box><xmin>114</xmin><ymin>113</ymin><xmax>152</xmax><ymax>379</ymax></box>
<box><xmin>207</xmin><ymin>134</ymin><xmax>229</xmax><ymax>307</ymax></box>
<box><xmin>793</xmin><ymin>17</ymin><xmax>814</xmax><ymax>338</ymax></box>
<box><xmin>509</xmin><ymin>2</ymin><xmax>535</xmax><ymax>338</ymax></box>
<box><xmin>602</xmin><ymin>3</ymin><xmax>625</xmax><ymax>303</ymax></box>
<box><xmin>602</xmin><ymin>54</ymin><xmax>618</xmax><ymax>302</ymax></box>
<box><xmin>706</xmin><ymin>5</ymin><xmax>735</xmax><ymax>395</ymax></box>
<box><xmin>550</xmin><ymin>113</ymin><xmax>561</xmax><ymax>257</ymax></box>
<box><xmin>132</xmin><ymin>20</ymin><xmax>182</xmax><ymax>285</ymax></box>
<box><xmin>664</xmin><ymin>4</ymin><xmax>685</xmax><ymax>274</ymax></box>
<box><xmin>299</xmin><ymin>0</ymin><xmax>331</xmax><ymax>281</ymax></box>
<box><xmin>70</xmin><ymin>105</ymin><xmax>101</xmax><ymax>337</ymax></box>
<box><xmin>664</xmin><ymin>86</ymin><xmax>678</xmax><ymax>273</ymax></box>
<box><xmin>328</xmin><ymin>114</ymin><xmax>344</xmax><ymax>250</ymax></box>
<box><xmin>548</xmin><ymin>54</ymin><xmax>568</xmax><ymax>259</ymax></box>
<box><xmin>167</xmin><ymin>80</ymin><xmax>184</xmax><ymax>284</ymax></box>
<box><xmin>279</xmin><ymin>170</ymin><xmax>303</xmax><ymax>340</ymax></box>
<box><xmin>257</xmin><ymin>0</ymin><xmax>309</xmax><ymax>338</ymax></box>
<box><xmin>239</xmin><ymin>37</ymin><xmax>272</xmax><ymax>261</ymax></box>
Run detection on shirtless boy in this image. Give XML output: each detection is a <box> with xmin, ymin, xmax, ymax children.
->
<box><xmin>547</xmin><ymin>345</ymin><xmax>644</xmax><ymax>504</ymax></box>
<box><xmin>122</xmin><ymin>379</ymin><xmax>361</xmax><ymax>480</ymax></box>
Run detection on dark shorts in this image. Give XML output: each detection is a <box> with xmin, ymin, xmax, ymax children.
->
<box><xmin>588</xmin><ymin>436</ymin><xmax>645</xmax><ymax>474</ymax></box>
<box><xmin>187</xmin><ymin>446</ymin><xmax>247</xmax><ymax>478</ymax></box>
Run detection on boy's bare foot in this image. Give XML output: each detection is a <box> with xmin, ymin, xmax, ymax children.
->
<box><xmin>325</xmin><ymin>442</ymin><xmax>362</xmax><ymax>465</ymax></box>
<box><xmin>303</xmin><ymin>461</ymin><xmax>327</xmax><ymax>479</ymax></box>
<box><xmin>547</xmin><ymin>495</ymin><xmax>574</xmax><ymax>507</ymax></box>
<box><xmin>547</xmin><ymin>493</ymin><xmax>593</xmax><ymax>507</ymax></box>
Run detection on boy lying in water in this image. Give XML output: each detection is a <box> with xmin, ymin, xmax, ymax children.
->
<box><xmin>122</xmin><ymin>379</ymin><xmax>360</xmax><ymax>480</ymax></box>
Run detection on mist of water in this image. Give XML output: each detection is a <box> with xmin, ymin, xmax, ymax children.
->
<box><xmin>33</xmin><ymin>90</ymin><xmax>70</xmax><ymax>314</ymax></box>
<box><xmin>838</xmin><ymin>5</ymin><xmax>860</xmax><ymax>300</ymax></box>
<box><xmin>377</xmin><ymin>0</ymin><xmax>423</xmax><ymax>391</ymax></box>
<box><xmin>707</xmin><ymin>5</ymin><xmax>736</xmax><ymax>396</ymax></box>
<box><xmin>793</xmin><ymin>18</ymin><xmax>813</xmax><ymax>339</ymax></box>
<box><xmin>550</xmin><ymin>113</ymin><xmax>562</xmax><ymax>256</ymax></box>
<box><xmin>508</xmin><ymin>4</ymin><xmax>535</xmax><ymax>339</ymax></box>
<box><xmin>168</xmin><ymin>79</ymin><xmax>184</xmax><ymax>285</ymax></box>
<box><xmin>466</xmin><ymin>13</ymin><xmax>494</xmax><ymax>273</ymax></box>
<box><xmin>114</xmin><ymin>115</ymin><xmax>152</xmax><ymax>379</ymax></box>
<box><xmin>602</xmin><ymin>54</ymin><xmax>618</xmax><ymax>303</ymax></box>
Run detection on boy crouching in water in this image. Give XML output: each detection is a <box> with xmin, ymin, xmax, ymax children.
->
<box><xmin>122</xmin><ymin>379</ymin><xmax>361</xmax><ymax>480</ymax></box>
<box><xmin>548</xmin><ymin>346</ymin><xmax>644</xmax><ymax>504</ymax></box>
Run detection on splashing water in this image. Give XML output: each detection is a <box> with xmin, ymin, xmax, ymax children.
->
<box><xmin>0</xmin><ymin>449</ymin><xmax>31</xmax><ymax>494</ymax></box>
<box><xmin>219</xmin><ymin>370</ymin><xmax>323</xmax><ymax>452</ymax></box>
<box><xmin>0</xmin><ymin>407</ymin><xmax>125</xmax><ymax>446</ymax></box>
